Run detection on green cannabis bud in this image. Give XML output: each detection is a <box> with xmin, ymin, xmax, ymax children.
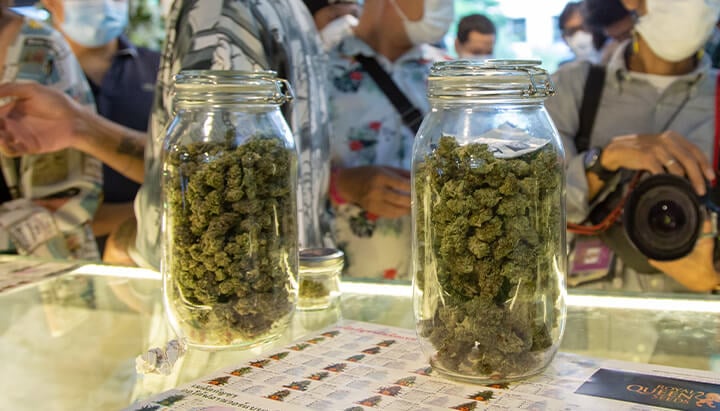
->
<box><xmin>165</xmin><ymin>136</ymin><xmax>297</xmax><ymax>345</ymax></box>
<box><xmin>414</xmin><ymin>135</ymin><xmax>563</xmax><ymax>379</ymax></box>
<box><xmin>299</xmin><ymin>278</ymin><xmax>330</xmax><ymax>299</ymax></box>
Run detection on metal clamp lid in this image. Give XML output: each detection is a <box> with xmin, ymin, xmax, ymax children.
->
<box><xmin>299</xmin><ymin>248</ymin><xmax>345</xmax><ymax>269</ymax></box>
<box><xmin>173</xmin><ymin>70</ymin><xmax>294</xmax><ymax>105</ymax></box>
<box><xmin>428</xmin><ymin>59</ymin><xmax>556</xmax><ymax>101</ymax></box>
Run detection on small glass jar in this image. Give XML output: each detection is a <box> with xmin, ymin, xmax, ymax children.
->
<box><xmin>412</xmin><ymin>60</ymin><xmax>567</xmax><ymax>383</ymax></box>
<box><xmin>162</xmin><ymin>71</ymin><xmax>298</xmax><ymax>350</ymax></box>
<box><xmin>298</xmin><ymin>248</ymin><xmax>343</xmax><ymax>311</ymax></box>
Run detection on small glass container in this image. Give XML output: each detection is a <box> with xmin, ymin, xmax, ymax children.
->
<box><xmin>298</xmin><ymin>248</ymin><xmax>343</xmax><ymax>311</ymax></box>
<box><xmin>412</xmin><ymin>60</ymin><xmax>567</xmax><ymax>383</ymax></box>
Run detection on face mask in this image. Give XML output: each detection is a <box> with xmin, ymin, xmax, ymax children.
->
<box><xmin>635</xmin><ymin>0</ymin><xmax>720</xmax><ymax>62</ymax></box>
<box><xmin>565</xmin><ymin>30</ymin><xmax>600</xmax><ymax>64</ymax></box>
<box><xmin>320</xmin><ymin>14</ymin><xmax>358</xmax><ymax>51</ymax></box>
<box><xmin>61</xmin><ymin>0</ymin><xmax>128</xmax><ymax>48</ymax></box>
<box><xmin>389</xmin><ymin>0</ymin><xmax>454</xmax><ymax>46</ymax></box>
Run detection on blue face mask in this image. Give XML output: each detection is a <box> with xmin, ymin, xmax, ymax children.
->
<box><xmin>61</xmin><ymin>0</ymin><xmax>128</xmax><ymax>47</ymax></box>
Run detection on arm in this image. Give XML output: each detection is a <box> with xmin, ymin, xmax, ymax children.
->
<box><xmin>0</xmin><ymin>82</ymin><xmax>145</xmax><ymax>183</ymax></box>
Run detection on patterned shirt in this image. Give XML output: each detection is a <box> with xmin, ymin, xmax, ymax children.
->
<box><xmin>328</xmin><ymin>36</ymin><xmax>448</xmax><ymax>280</ymax></box>
<box><xmin>0</xmin><ymin>18</ymin><xmax>102</xmax><ymax>260</ymax></box>
<box><xmin>132</xmin><ymin>0</ymin><xmax>332</xmax><ymax>269</ymax></box>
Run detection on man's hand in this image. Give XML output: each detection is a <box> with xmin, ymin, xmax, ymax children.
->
<box><xmin>0</xmin><ymin>82</ymin><xmax>85</xmax><ymax>157</ymax></box>
<box><xmin>0</xmin><ymin>82</ymin><xmax>146</xmax><ymax>183</ymax></box>
<box><xmin>335</xmin><ymin>165</ymin><xmax>411</xmax><ymax>219</ymax></box>
<box><xmin>602</xmin><ymin>131</ymin><xmax>715</xmax><ymax>195</ymax></box>
<box><xmin>649</xmin><ymin>220</ymin><xmax>720</xmax><ymax>292</ymax></box>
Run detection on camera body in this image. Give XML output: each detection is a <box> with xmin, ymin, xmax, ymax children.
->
<box><xmin>623</xmin><ymin>174</ymin><xmax>715</xmax><ymax>262</ymax></box>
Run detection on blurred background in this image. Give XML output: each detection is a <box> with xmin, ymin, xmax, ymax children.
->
<box><xmin>10</xmin><ymin>0</ymin><xmax>578</xmax><ymax>72</ymax></box>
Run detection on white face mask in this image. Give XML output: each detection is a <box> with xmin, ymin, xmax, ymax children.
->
<box><xmin>565</xmin><ymin>30</ymin><xmax>600</xmax><ymax>64</ymax></box>
<box><xmin>635</xmin><ymin>0</ymin><xmax>720</xmax><ymax>62</ymax></box>
<box><xmin>320</xmin><ymin>14</ymin><xmax>358</xmax><ymax>51</ymax></box>
<box><xmin>389</xmin><ymin>0</ymin><xmax>454</xmax><ymax>46</ymax></box>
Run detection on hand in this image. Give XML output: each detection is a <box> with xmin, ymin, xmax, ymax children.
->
<box><xmin>0</xmin><ymin>82</ymin><xmax>86</xmax><ymax>157</ymax></box>
<box><xmin>601</xmin><ymin>131</ymin><xmax>715</xmax><ymax>195</ymax></box>
<box><xmin>335</xmin><ymin>165</ymin><xmax>411</xmax><ymax>219</ymax></box>
<box><xmin>649</xmin><ymin>220</ymin><xmax>720</xmax><ymax>292</ymax></box>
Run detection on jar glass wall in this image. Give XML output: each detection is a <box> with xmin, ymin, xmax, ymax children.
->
<box><xmin>162</xmin><ymin>71</ymin><xmax>299</xmax><ymax>350</ymax></box>
<box><xmin>412</xmin><ymin>60</ymin><xmax>567</xmax><ymax>383</ymax></box>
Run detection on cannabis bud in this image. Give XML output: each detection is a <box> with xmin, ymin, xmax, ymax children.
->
<box><xmin>165</xmin><ymin>136</ymin><xmax>298</xmax><ymax>346</ymax></box>
<box><xmin>414</xmin><ymin>135</ymin><xmax>563</xmax><ymax>379</ymax></box>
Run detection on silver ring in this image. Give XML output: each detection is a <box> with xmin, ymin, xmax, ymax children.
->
<box><xmin>664</xmin><ymin>159</ymin><xmax>676</xmax><ymax>167</ymax></box>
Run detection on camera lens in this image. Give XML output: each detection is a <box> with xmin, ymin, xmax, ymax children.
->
<box><xmin>623</xmin><ymin>174</ymin><xmax>702</xmax><ymax>261</ymax></box>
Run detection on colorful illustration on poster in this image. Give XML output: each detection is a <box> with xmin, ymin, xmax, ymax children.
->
<box><xmin>356</xmin><ymin>395</ymin><xmax>382</xmax><ymax>407</ymax></box>
<box><xmin>269</xmin><ymin>352</ymin><xmax>289</xmax><ymax>360</ymax></box>
<box><xmin>378</xmin><ymin>385</ymin><xmax>402</xmax><ymax>396</ymax></box>
<box><xmin>468</xmin><ymin>390</ymin><xmax>494</xmax><ymax>401</ymax></box>
<box><xmin>289</xmin><ymin>343</ymin><xmax>311</xmax><ymax>351</ymax></box>
<box><xmin>283</xmin><ymin>380</ymin><xmax>312</xmax><ymax>391</ymax></box>
<box><xmin>206</xmin><ymin>376</ymin><xmax>231</xmax><ymax>386</ymax></box>
<box><xmin>322</xmin><ymin>330</ymin><xmax>340</xmax><ymax>338</ymax></box>
<box><xmin>395</xmin><ymin>376</ymin><xmax>416</xmax><ymax>387</ymax></box>
<box><xmin>156</xmin><ymin>393</ymin><xmax>186</xmax><ymax>406</ymax></box>
<box><xmin>346</xmin><ymin>354</ymin><xmax>365</xmax><ymax>362</ymax></box>
<box><xmin>249</xmin><ymin>359</ymin><xmax>271</xmax><ymax>368</ymax></box>
<box><xmin>307</xmin><ymin>337</ymin><xmax>325</xmax><ymax>344</ymax></box>
<box><xmin>413</xmin><ymin>366</ymin><xmax>433</xmax><ymax>376</ymax></box>
<box><xmin>362</xmin><ymin>347</ymin><xmax>381</xmax><ymax>355</ymax></box>
<box><xmin>376</xmin><ymin>340</ymin><xmax>395</xmax><ymax>347</ymax></box>
<box><xmin>266</xmin><ymin>389</ymin><xmax>291</xmax><ymax>401</ymax></box>
<box><xmin>451</xmin><ymin>401</ymin><xmax>478</xmax><ymax>411</ymax></box>
<box><xmin>229</xmin><ymin>367</ymin><xmax>253</xmax><ymax>377</ymax></box>
<box><xmin>308</xmin><ymin>371</ymin><xmax>330</xmax><ymax>381</ymax></box>
<box><xmin>324</xmin><ymin>363</ymin><xmax>348</xmax><ymax>372</ymax></box>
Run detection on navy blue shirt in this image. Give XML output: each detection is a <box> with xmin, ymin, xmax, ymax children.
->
<box><xmin>89</xmin><ymin>36</ymin><xmax>160</xmax><ymax>203</ymax></box>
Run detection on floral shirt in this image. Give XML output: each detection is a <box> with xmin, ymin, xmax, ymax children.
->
<box><xmin>328</xmin><ymin>36</ymin><xmax>448</xmax><ymax>280</ymax></box>
<box><xmin>0</xmin><ymin>18</ymin><xmax>101</xmax><ymax>260</ymax></box>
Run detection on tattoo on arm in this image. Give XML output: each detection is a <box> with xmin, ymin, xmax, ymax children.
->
<box><xmin>117</xmin><ymin>136</ymin><xmax>144</xmax><ymax>159</ymax></box>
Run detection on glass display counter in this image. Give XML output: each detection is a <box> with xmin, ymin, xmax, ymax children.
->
<box><xmin>0</xmin><ymin>260</ymin><xmax>718</xmax><ymax>410</ymax></box>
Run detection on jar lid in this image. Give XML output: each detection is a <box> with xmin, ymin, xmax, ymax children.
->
<box><xmin>173</xmin><ymin>70</ymin><xmax>294</xmax><ymax>105</ymax></box>
<box><xmin>428</xmin><ymin>59</ymin><xmax>555</xmax><ymax>101</ymax></box>
<box><xmin>299</xmin><ymin>248</ymin><xmax>344</xmax><ymax>268</ymax></box>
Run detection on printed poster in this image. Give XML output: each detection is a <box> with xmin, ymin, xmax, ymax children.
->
<box><xmin>126</xmin><ymin>320</ymin><xmax>720</xmax><ymax>411</ymax></box>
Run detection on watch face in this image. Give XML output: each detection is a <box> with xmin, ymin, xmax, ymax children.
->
<box><xmin>584</xmin><ymin>147</ymin><xmax>600</xmax><ymax>170</ymax></box>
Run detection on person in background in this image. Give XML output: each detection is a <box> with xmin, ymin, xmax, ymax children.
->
<box><xmin>303</xmin><ymin>0</ymin><xmax>362</xmax><ymax>51</ymax></box>
<box><xmin>582</xmin><ymin>0</ymin><xmax>634</xmax><ymax>65</ymax></box>
<box><xmin>0</xmin><ymin>0</ymin><xmax>102</xmax><ymax>260</ymax></box>
<box><xmin>705</xmin><ymin>17</ymin><xmax>720</xmax><ymax>69</ymax></box>
<box><xmin>42</xmin><ymin>0</ymin><xmax>160</xmax><ymax>257</ymax></box>
<box><xmin>548</xmin><ymin>0</ymin><xmax>720</xmax><ymax>292</ymax></box>
<box><xmin>454</xmin><ymin>13</ymin><xmax>495</xmax><ymax>59</ymax></box>
<box><xmin>328</xmin><ymin>0</ymin><xmax>452</xmax><ymax>280</ymax></box>
<box><xmin>0</xmin><ymin>0</ymin><xmax>332</xmax><ymax>270</ymax></box>
<box><xmin>558</xmin><ymin>1</ymin><xmax>604</xmax><ymax>65</ymax></box>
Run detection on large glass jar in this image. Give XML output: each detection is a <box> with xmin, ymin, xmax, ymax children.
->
<box><xmin>162</xmin><ymin>71</ymin><xmax>298</xmax><ymax>350</ymax></box>
<box><xmin>412</xmin><ymin>60</ymin><xmax>567</xmax><ymax>383</ymax></box>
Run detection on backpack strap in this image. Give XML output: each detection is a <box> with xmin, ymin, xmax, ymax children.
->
<box><xmin>354</xmin><ymin>55</ymin><xmax>424</xmax><ymax>134</ymax></box>
<box><xmin>575</xmin><ymin>65</ymin><xmax>606</xmax><ymax>153</ymax></box>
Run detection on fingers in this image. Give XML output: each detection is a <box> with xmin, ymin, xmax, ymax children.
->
<box><xmin>660</xmin><ymin>132</ymin><xmax>711</xmax><ymax>195</ymax></box>
<box><xmin>376</xmin><ymin>167</ymin><xmax>411</xmax><ymax>193</ymax></box>
<box><xmin>0</xmin><ymin>82</ymin><xmax>36</xmax><ymax>101</ymax></box>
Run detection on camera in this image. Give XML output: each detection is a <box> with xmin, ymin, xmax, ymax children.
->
<box><xmin>623</xmin><ymin>174</ymin><xmax>717</xmax><ymax>261</ymax></box>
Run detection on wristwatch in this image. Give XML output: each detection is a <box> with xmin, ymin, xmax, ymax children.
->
<box><xmin>583</xmin><ymin>146</ymin><xmax>615</xmax><ymax>182</ymax></box>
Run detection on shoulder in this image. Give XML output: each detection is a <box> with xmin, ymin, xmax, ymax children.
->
<box><xmin>418</xmin><ymin>44</ymin><xmax>452</xmax><ymax>63</ymax></box>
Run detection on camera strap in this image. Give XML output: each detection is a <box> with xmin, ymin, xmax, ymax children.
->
<box><xmin>353</xmin><ymin>55</ymin><xmax>424</xmax><ymax>135</ymax></box>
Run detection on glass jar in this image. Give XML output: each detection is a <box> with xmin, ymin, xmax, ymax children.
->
<box><xmin>298</xmin><ymin>248</ymin><xmax>343</xmax><ymax>311</ymax></box>
<box><xmin>412</xmin><ymin>60</ymin><xmax>567</xmax><ymax>383</ymax></box>
<box><xmin>162</xmin><ymin>71</ymin><xmax>298</xmax><ymax>350</ymax></box>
